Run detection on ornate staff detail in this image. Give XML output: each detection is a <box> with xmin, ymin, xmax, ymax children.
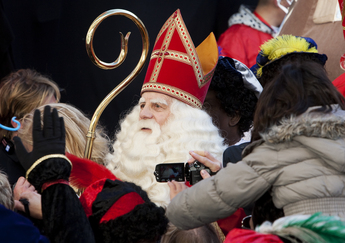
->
<box><xmin>84</xmin><ymin>9</ymin><xmax>149</xmax><ymax>159</ymax></box>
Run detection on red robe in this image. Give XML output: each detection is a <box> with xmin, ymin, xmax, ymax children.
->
<box><xmin>218</xmin><ymin>24</ymin><xmax>273</xmax><ymax>68</ymax></box>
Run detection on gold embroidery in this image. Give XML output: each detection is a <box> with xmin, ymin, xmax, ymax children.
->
<box><xmin>151</xmin><ymin>50</ymin><xmax>191</xmax><ymax>65</ymax></box>
<box><xmin>203</xmin><ymin>68</ymin><xmax>215</xmax><ymax>84</ymax></box>
<box><xmin>154</xmin><ymin>11</ymin><xmax>175</xmax><ymax>46</ymax></box>
<box><xmin>142</xmin><ymin>83</ymin><xmax>202</xmax><ymax>108</ymax></box>
<box><xmin>149</xmin><ymin>19</ymin><xmax>175</xmax><ymax>83</ymax></box>
<box><xmin>148</xmin><ymin>10</ymin><xmax>206</xmax><ymax>88</ymax></box>
<box><xmin>174</xmin><ymin>14</ymin><xmax>205</xmax><ymax>88</ymax></box>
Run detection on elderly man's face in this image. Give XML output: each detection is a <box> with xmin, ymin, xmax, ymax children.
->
<box><xmin>139</xmin><ymin>92</ymin><xmax>173</xmax><ymax>131</ymax></box>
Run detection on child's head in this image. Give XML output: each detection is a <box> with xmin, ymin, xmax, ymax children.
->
<box><xmin>161</xmin><ymin>222</ymin><xmax>221</xmax><ymax>243</ymax></box>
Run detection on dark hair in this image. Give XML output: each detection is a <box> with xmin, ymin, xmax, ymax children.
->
<box><xmin>94</xmin><ymin>181</ymin><xmax>168</xmax><ymax>243</ymax></box>
<box><xmin>124</xmin><ymin>181</ymin><xmax>151</xmax><ymax>202</ymax></box>
<box><xmin>259</xmin><ymin>53</ymin><xmax>326</xmax><ymax>87</ymax></box>
<box><xmin>252</xmin><ymin>61</ymin><xmax>345</xmax><ymax>141</ymax></box>
<box><xmin>98</xmin><ymin>202</ymin><xmax>168</xmax><ymax>243</ymax></box>
<box><xmin>251</xmin><ymin>189</ymin><xmax>284</xmax><ymax>229</ymax></box>
<box><xmin>207</xmin><ymin>57</ymin><xmax>257</xmax><ymax>137</ymax></box>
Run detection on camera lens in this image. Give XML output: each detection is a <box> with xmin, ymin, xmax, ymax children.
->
<box><xmin>194</xmin><ymin>162</ymin><xmax>200</xmax><ymax>168</ymax></box>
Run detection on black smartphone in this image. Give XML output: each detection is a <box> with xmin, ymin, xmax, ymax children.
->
<box><xmin>154</xmin><ymin>163</ymin><xmax>185</xmax><ymax>182</ymax></box>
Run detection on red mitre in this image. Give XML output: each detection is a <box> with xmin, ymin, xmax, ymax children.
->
<box><xmin>141</xmin><ymin>9</ymin><xmax>218</xmax><ymax>108</ymax></box>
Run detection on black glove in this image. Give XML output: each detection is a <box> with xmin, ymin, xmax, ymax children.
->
<box><xmin>13</xmin><ymin>105</ymin><xmax>65</xmax><ymax>171</ymax></box>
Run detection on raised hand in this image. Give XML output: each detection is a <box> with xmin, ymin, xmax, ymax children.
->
<box><xmin>13</xmin><ymin>105</ymin><xmax>65</xmax><ymax>172</ymax></box>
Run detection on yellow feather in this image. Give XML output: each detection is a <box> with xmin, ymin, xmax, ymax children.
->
<box><xmin>255</xmin><ymin>35</ymin><xmax>320</xmax><ymax>77</ymax></box>
<box><xmin>261</xmin><ymin>35</ymin><xmax>319</xmax><ymax>61</ymax></box>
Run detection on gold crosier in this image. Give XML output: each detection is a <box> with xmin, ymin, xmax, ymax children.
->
<box><xmin>84</xmin><ymin>9</ymin><xmax>149</xmax><ymax>159</ymax></box>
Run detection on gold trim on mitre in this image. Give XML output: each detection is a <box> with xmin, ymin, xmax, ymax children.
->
<box><xmin>141</xmin><ymin>83</ymin><xmax>202</xmax><ymax>108</ymax></box>
<box><xmin>147</xmin><ymin>10</ymin><xmax>203</xmax><ymax>87</ymax></box>
<box><xmin>195</xmin><ymin>33</ymin><xmax>218</xmax><ymax>86</ymax></box>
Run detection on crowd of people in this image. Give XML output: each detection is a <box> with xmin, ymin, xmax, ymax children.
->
<box><xmin>1</xmin><ymin>1</ymin><xmax>345</xmax><ymax>243</ymax></box>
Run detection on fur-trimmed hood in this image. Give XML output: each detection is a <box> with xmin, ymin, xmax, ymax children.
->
<box><xmin>261</xmin><ymin>105</ymin><xmax>345</xmax><ymax>144</ymax></box>
<box><xmin>243</xmin><ymin>105</ymin><xmax>345</xmax><ymax>157</ymax></box>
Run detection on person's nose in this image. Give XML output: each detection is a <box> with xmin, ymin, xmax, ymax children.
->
<box><xmin>139</xmin><ymin>105</ymin><xmax>153</xmax><ymax>120</ymax></box>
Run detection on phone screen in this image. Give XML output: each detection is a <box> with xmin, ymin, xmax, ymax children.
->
<box><xmin>155</xmin><ymin>163</ymin><xmax>185</xmax><ymax>182</ymax></box>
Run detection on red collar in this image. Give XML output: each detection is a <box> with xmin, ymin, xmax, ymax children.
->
<box><xmin>253</xmin><ymin>11</ymin><xmax>273</xmax><ymax>30</ymax></box>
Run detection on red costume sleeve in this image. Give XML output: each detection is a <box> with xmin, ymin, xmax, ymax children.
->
<box><xmin>218</xmin><ymin>25</ymin><xmax>273</xmax><ymax>68</ymax></box>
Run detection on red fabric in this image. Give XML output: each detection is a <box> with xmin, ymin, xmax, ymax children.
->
<box><xmin>185</xmin><ymin>181</ymin><xmax>191</xmax><ymax>187</ymax></box>
<box><xmin>217</xmin><ymin>208</ymin><xmax>247</xmax><ymax>236</ymax></box>
<box><xmin>339</xmin><ymin>0</ymin><xmax>345</xmax><ymax>39</ymax></box>
<box><xmin>79</xmin><ymin>178</ymin><xmax>145</xmax><ymax>223</ymax></box>
<box><xmin>79</xmin><ymin>178</ymin><xmax>108</xmax><ymax>218</ymax></box>
<box><xmin>100</xmin><ymin>192</ymin><xmax>145</xmax><ymax>223</ymax></box>
<box><xmin>341</xmin><ymin>54</ymin><xmax>345</xmax><ymax>71</ymax></box>
<box><xmin>333</xmin><ymin>73</ymin><xmax>345</xmax><ymax>97</ymax></box>
<box><xmin>67</xmin><ymin>153</ymin><xmax>117</xmax><ymax>189</ymax></box>
<box><xmin>217</xmin><ymin>24</ymin><xmax>273</xmax><ymax>68</ymax></box>
<box><xmin>41</xmin><ymin>179</ymin><xmax>69</xmax><ymax>192</ymax></box>
<box><xmin>224</xmin><ymin>228</ymin><xmax>283</xmax><ymax>243</ymax></box>
<box><xmin>141</xmin><ymin>9</ymin><xmax>216</xmax><ymax>108</ymax></box>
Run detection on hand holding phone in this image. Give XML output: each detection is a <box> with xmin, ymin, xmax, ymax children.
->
<box><xmin>188</xmin><ymin>150</ymin><xmax>222</xmax><ymax>173</ymax></box>
<box><xmin>154</xmin><ymin>161</ymin><xmax>214</xmax><ymax>185</ymax></box>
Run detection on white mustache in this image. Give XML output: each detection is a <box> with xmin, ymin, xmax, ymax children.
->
<box><xmin>137</xmin><ymin>119</ymin><xmax>159</xmax><ymax>131</ymax></box>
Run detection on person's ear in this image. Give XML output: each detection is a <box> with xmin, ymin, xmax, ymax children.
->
<box><xmin>11</xmin><ymin>119</ymin><xmax>22</xmax><ymax>131</ymax></box>
<box><xmin>228</xmin><ymin>114</ymin><xmax>241</xmax><ymax>127</ymax></box>
<box><xmin>10</xmin><ymin>119</ymin><xmax>21</xmax><ymax>137</ymax></box>
<box><xmin>11</xmin><ymin>119</ymin><xmax>18</xmax><ymax>128</ymax></box>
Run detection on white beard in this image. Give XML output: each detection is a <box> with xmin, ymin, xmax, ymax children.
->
<box><xmin>119</xmin><ymin>119</ymin><xmax>162</xmax><ymax>165</ymax></box>
<box><xmin>106</xmin><ymin>101</ymin><xmax>226</xmax><ymax>208</ymax></box>
<box><xmin>106</xmin><ymin>109</ymin><xmax>172</xmax><ymax>207</ymax></box>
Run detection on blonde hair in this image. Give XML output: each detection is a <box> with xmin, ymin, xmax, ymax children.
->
<box><xmin>161</xmin><ymin>223</ymin><xmax>221</xmax><ymax>243</ymax></box>
<box><xmin>0</xmin><ymin>69</ymin><xmax>60</xmax><ymax>138</ymax></box>
<box><xmin>0</xmin><ymin>172</ymin><xmax>14</xmax><ymax>210</ymax></box>
<box><xmin>18</xmin><ymin>103</ymin><xmax>110</xmax><ymax>165</ymax></box>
